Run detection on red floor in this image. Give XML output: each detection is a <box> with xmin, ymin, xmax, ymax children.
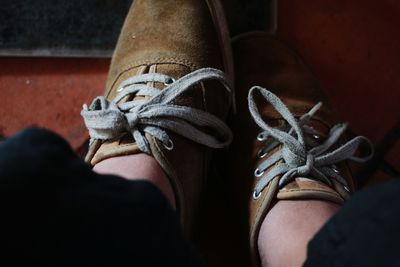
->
<box><xmin>0</xmin><ymin>58</ymin><xmax>108</xmax><ymax>150</ymax></box>
<box><xmin>277</xmin><ymin>0</ymin><xmax>400</xmax><ymax>181</ymax></box>
<box><xmin>278</xmin><ymin>0</ymin><xmax>400</xmax><ymax>145</ymax></box>
<box><xmin>0</xmin><ymin>0</ymin><xmax>399</xmax><ymax>182</ymax></box>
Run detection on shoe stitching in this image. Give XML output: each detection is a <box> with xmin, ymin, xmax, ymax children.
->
<box><xmin>107</xmin><ymin>58</ymin><xmax>196</xmax><ymax>99</ymax></box>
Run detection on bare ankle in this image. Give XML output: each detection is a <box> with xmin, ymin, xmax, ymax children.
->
<box><xmin>257</xmin><ymin>200</ymin><xmax>340</xmax><ymax>267</ymax></box>
<box><xmin>93</xmin><ymin>153</ymin><xmax>176</xmax><ymax>209</ymax></box>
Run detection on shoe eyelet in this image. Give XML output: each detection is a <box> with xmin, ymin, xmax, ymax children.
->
<box><xmin>164</xmin><ymin>77</ymin><xmax>175</xmax><ymax>86</ymax></box>
<box><xmin>257</xmin><ymin>149</ymin><xmax>267</xmax><ymax>158</ymax></box>
<box><xmin>254</xmin><ymin>168</ymin><xmax>264</xmax><ymax>177</ymax></box>
<box><xmin>332</xmin><ymin>165</ymin><xmax>341</xmax><ymax>174</ymax></box>
<box><xmin>343</xmin><ymin>186</ymin><xmax>350</xmax><ymax>192</ymax></box>
<box><xmin>253</xmin><ymin>190</ymin><xmax>262</xmax><ymax>200</ymax></box>
<box><xmin>313</xmin><ymin>134</ymin><xmax>320</xmax><ymax>140</ymax></box>
<box><xmin>257</xmin><ymin>133</ymin><xmax>266</xmax><ymax>142</ymax></box>
<box><xmin>164</xmin><ymin>139</ymin><xmax>174</xmax><ymax>151</ymax></box>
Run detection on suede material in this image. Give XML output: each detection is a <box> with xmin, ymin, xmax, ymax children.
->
<box><xmin>230</xmin><ymin>32</ymin><xmax>356</xmax><ymax>267</ymax></box>
<box><xmin>85</xmin><ymin>0</ymin><xmax>233</xmax><ymax>234</ymax></box>
<box><xmin>106</xmin><ymin>0</ymin><xmax>226</xmax><ymax>94</ymax></box>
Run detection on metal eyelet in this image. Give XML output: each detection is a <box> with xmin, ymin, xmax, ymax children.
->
<box><xmin>343</xmin><ymin>186</ymin><xmax>350</xmax><ymax>192</ymax></box>
<box><xmin>332</xmin><ymin>165</ymin><xmax>341</xmax><ymax>174</ymax></box>
<box><xmin>257</xmin><ymin>133</ymin><xmax>266</xmax><ymax>141</ymax></box>
<box><xmin>253</xmin><ymin>190</ymin><xmax>262</xmax><ymax>200</ymax></box>
<box><xmin>257</xmin><ymin>149</ymin><xmax>267</xmax><ymax>158</ymax></box>
<box><xmin>164</xmin><ymin>77</ymin><xmax>175</xmax><ymax>86</ymax></box>
<box><xmin>164</xmin><ymin>139</ymin><xmax>174</xmax><ymax>151</ymax></box>
<box><xmin>313</xmin><ymin>134</ymin><xmax>320</xmax><ymax>140</ymax></box>
<box><xmin>254</xmin><ymin>168</ymin><xmax>264</xmax><ymax>177</ymax></box>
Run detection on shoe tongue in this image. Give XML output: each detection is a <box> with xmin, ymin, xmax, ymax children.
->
<box><xmin>143</xmin><ymin>64</ymin><xmax>167</xmax><ymax>91</ymax></box>
<box><xmin>115</xmin><ymin>65</ymin><xmax>165</xmax><ymax>104</ymax></box>
<box><xmin>114</xmin><ymin>63</ymin><xmax>192</xmax><ymax>101</ymax></box>
<box><xmin>257</xmin><ymin>96</ymin><xmax>339</xmax><ymax>128</ymax></box>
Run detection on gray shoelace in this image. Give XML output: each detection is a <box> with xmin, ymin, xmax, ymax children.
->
<box><xmin>248</xmin><ymin>86</ymin><xmax>374</xmax><ymax>199</ymax></box>
<box><xmin>81</xmin><ymin>68</ymin><xmax>233</xmax><ymax>154</ymax></box>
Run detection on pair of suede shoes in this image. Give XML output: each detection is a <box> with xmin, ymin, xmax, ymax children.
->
<box><xmin>81</xmin><ymin>0</ymin><xmax>373</xmax><ymax>266</ymax></box>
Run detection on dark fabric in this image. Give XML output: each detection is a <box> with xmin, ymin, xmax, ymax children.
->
<box><xmin>305</xmin><ymin>178</ymin><xmax>400</xmax><ymax>267</ymax></box>
<box><xmin>0</xmin><ymin>128</ymin><xmax>203</xmax><ymax>267</ymax></box>
<box><xmin>2</xmin><ymin>128</ymin><xmax>400</xmax><ymax>267</ymax></box>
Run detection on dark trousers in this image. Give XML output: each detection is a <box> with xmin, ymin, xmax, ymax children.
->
<box><xmin>1</xmin><ymin>128</ymin><xmax>399</xmax><ymax>266</ymax></box>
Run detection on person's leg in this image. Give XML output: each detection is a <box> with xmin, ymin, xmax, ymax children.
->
<box><xmin>258</xmin><ymin>201</ymin><xmax>339</xmax><ymax>267</ymax></box>
<box><xmin>0</xmin><ymin>128</ymin><xmax>203</xmax><ymax>266</ymax></box>
<box><xmin>94</xmin><ymin>155</ymin><xmax>176</xmax><ymax>208</ymax></box>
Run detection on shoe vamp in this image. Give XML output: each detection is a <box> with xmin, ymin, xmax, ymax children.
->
<box><xmin>105</xmin><ymin>0</ymin><xmax>225</xmax><ymax>99</ymax></box>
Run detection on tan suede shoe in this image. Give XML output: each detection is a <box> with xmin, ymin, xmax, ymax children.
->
<box><xmin>230</xmin><ymin>32</ymin><xmax>373</xmax><ymax>266</ymax></box>
<box><xmin>81</xmin><ymin>0</ymin><xmax>234</xmax><ymax>233</ymax></box>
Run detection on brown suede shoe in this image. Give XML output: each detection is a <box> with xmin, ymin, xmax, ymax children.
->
<box><xmin>81</xmin><ymin>0</ymin><xmax>234</xmax><ymax>233</ymax></box>
<box><xmin>230</xmin><ymin>32</ymin><xmax>373</xmax><ymax>266</ymax></box>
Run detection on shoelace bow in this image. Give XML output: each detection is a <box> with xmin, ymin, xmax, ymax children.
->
<box><xmin>81</xmin><ymin>68</ymin><xmax>233</xmax><ymax>154</ymax></box>
<box><xmin>248</xmin><ymin>86</ymin><xmax>374</xmax><ymax>198</ymax></box>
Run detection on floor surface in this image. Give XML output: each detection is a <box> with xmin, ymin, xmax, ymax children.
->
<box><xmin>0</xmin><ymin>1</ymin><xmax>399</xmax><ymax>266</ymax></box>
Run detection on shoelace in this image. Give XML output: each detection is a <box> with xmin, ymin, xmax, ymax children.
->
<box><xmin>248</xmin><ymin>86</ymin><xmax>374</xmax><ymax>199</ymax></box>
<box><xmin>81</xmin><ymin>68</ymin><xmax>233</xmax><ymax>154</ymax></box>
